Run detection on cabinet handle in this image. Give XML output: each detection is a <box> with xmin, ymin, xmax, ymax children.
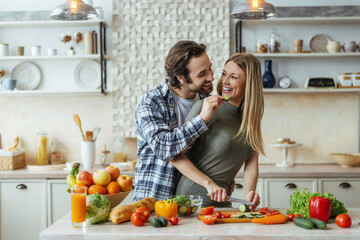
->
<box><xmin>234</xmin><ymin>183</ymin><xmax>243</xmax><ymax>189</ymax></box>
<box><xmin>16</xmin><ymin>184</ymin><xmax>27</xmax><ymax>190</ymax></box>
<box><xmin>285</xmin><ymin>183</ymin><xmax>297</xmax><ymax>189</ymax></box>
<box><xmin>339</xmin><ymin>182</ymin><xmax>351</xmax><ymax>189</ymax></box>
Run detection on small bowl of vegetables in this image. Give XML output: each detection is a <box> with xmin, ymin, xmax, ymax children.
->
<box><xmin>171</xmin><ymin>195</ymin><xmax>203</xmax><ymax>217</ymax></box>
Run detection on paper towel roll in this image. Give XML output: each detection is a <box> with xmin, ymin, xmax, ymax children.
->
<box><xmin>84</xmin><ymin>31</ymin><xmax>93</xmax><ymax>54</ymax></box>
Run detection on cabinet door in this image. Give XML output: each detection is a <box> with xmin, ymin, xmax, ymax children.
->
<box><xmin>47</xmin><ymin>179</ymin><xmax>70</xmax><ymax>226</ymax></box>
<box><xmin>318</xmin><ymin>178</ymin><xmax>360</xmax><ymax>208</ymax></box>
<box><xmin>0</xmin><ymin>179</ymin><xmax>47</xmax><ymax>240</ymax></box>
<box><xmin>264</xmin><ymin>178</ymin><xmax>317</xmax><ymax>209</ymax></box>
<box><xmin>231</xmin><ymin>178</ymin><xmax>263</xmax><ymax>208</ymax></box>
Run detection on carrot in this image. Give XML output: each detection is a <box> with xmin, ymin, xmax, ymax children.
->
<box><xmin>252</xmin><ymin>213</ymin><xmax>287</xmax><ymax>224</ymax></box>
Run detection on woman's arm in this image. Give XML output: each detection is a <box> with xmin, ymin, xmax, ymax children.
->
<box><xmin>170</xmin><ymin>152</ymin><xmax>228</xmax><ymax>202</ymax></box>
<box><xmin>243</xmin><ymin>151</ymin><xmax>260</xmax><ymax>211</ymax></box>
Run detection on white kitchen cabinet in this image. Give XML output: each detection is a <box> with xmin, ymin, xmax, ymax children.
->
<box><xmin>232</xmin><ymin>178</ymin><xmax>263</xmax><ymax>208</ymax></box>
<box><xmin>47</xmin><ymin>179</ymin><xmax>70</xmax><ymax>226</ymax></box>
<box><xmin>0</xmin><ymin>179</ymin><xmax>47</xmax><ymax>240</ymax></box>
<box><xmin>264</xmin><ymin>178</ymin><xmax>317</xmax><ymax>208</ymax></box>
<box><xmin>318</xmin><ymin>178</ymin><xmax>360</xmax><ymax>208</ymax></box>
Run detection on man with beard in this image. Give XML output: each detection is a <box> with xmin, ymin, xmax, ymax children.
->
<box><xmin>134</xmin><ymin>40</ymin><xmax>225</xmax><ymax>201</ymax></box>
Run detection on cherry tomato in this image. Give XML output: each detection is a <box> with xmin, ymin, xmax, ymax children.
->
<box><xmin>200</xmin><ymin>206</ymin><xmax>214</xmax><ymax>215</ymax></box>
<box><xmin>135</xmin><ymin>207</ymin><xmax>150</xmax><ymax>221</ymax></box>
<box><xmin>168</xmin><ymin>216</ymin><xmax>179</xmax><ymax>225</ymax></box>
<box><xmin>130</xmin><ymin>212</ymin><xmax>146</xmax><ymax>226</ymax></box>
<box><xmin>259</xmin><ymin>207</ymin><xmax>268</xmax><ymax>215</ymax></box>
<box><xmin>201</xmin><ymin>214</ymin><xmax>217</xmax><ymax>225</ymax></box>
<box><xmin>335</xmin><ymin>213</ymin><xmax>352</xmax><ymax>228</ymax></box>
<box><xmin>294</xmin><ymin>214</ymin><xmax>302</xmax><ymax>218</ymax></box>
<box><xmin>215</xmin><ymin>211</ymin><xmax>222</xmax><ymax>219</ymax></box>
<box><xmin>185</xmin><ymin>207</ymin><xmax>192</xmax><ymax>216</ymax></box>
<box><xmin>223</xmin><ymin>213</ymin><xmax>231</xmax><ymax>218</ymax></box>
<box><xmin>287</xmin><ymin>213</ymin><xmax>295</xmax><ymax>221</ymax></box>
<box><xmin>269</xmin><ymin>209</ymin><xmax>276</xmax><ymax>214</ymax></box>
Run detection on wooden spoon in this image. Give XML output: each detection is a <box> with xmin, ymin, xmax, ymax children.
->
<box><xmin>85</xmin><ymin>131</ymin><xmax>93</xmax><ymax>142</ymax></box>
<box><xmin>74</xmin><ymin>114</ymin><xmax>85</xmax><ymax>141</ymax></box>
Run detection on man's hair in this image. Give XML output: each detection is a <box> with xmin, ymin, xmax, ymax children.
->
<box><xmin>217</xmin><ymin>53</ymin><xmax>265</xmax><ymax>156</ymax></box>
<box><xmin>165</xmin><ymin>41</ymin><xmax>207</xmax><ymax>89</ymax></box>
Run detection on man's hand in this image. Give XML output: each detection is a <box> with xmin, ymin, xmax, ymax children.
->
<box><xmin>199</xmin><ymin>95</ymin><xmax>224</xmax><ymax>123</ymax></box>
<box><xmin>244</xmin><ymin>190</ymin><xmax>260</xmax><ymax>211</ymax></box>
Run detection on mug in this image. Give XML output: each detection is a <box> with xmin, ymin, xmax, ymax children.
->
<box><xmin>1</xmin><ymin>79</ymin><xmax>17</xmax><ymax>90</ymax></box>
<box><xmin>326</xmin><ymin>41</ymin><xmax>341</xmax><ymax>53</ymax></box>
<box><xmin>47</xmin><ymin>48</ymin><xmax>57</xmax><ymax>56</ymax></box>
<box><xmin>81</xmin><ymin>141</ymin><xmax>95</xmax><ymax>170</ymax></box>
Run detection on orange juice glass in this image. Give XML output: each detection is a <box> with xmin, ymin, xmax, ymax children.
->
<box><xmin>70</xmin><ymin>186</ymin><xmax>87</xmax><ymax>228</ymax></box>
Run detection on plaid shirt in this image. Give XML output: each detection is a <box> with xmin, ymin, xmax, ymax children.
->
<box><xmin>134</xmin><ymin>79</ymin><xmax>208</xmax><ymax>201</ymax></box>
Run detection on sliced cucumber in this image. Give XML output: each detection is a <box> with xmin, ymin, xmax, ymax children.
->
<box><xmin>236</xmin><ymin>214</ymin><xmax>245</xmax><ymax>218</ymax></box>
<box><xmin>255</xmin><ymin>215</ymin><xmax>265</xmax><ymax>218</ymax></box>
<box><xmin>179</xmin><ymin>206</ymin><xmax>187</xmax><ymax>214</ymax></box>
<box><xmin>239</xmin><ymin>204</ymin><xmax>250</xmax><ymax>212</ymax></box>
<box><xmin>191</xmin><ymin>206</ymin><xmax>198</xmax><ymax>213</ymax></box>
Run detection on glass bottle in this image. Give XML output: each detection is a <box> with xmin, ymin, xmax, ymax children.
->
<box><xmin>262</xmin><ymin>60</ymin><xmax>276</xmax><ymax>88</ymax></box>
<box><xmin>269</xmin><ymin>29</ymin><xmax>281</xmax><ymax>53</ymax></box>
<box><xmin>50</xmin><ymin>138</ymin><xmax>64</xmax><ymax>165</ymax></box>
<box><xmin>36</xmin><ymin>130</ymin><xmax>49</xmax><ymax>165</ymax></box>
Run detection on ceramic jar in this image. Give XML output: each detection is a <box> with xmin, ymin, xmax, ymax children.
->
<box><xmin>342</xmin><ymin>41</ymin><xmax>357</xmax><ymax>52</ymax></box>
<box><xmin>326</xmin><ymin>41</ymin><xmax>341</xmax><ymax>53</ymax></box>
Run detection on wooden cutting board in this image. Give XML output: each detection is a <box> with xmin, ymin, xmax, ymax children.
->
<box><xmin>197</xmin><ymin>210</ymin><xmax>262</xmax><ymax>223</ymax></box>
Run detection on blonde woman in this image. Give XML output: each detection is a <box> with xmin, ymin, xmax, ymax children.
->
<box><xmin>172</xmin><ymin>53</ymin><xmax>264</xmax><ymax>208</ymax></box>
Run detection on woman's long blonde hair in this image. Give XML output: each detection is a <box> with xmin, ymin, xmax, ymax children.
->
<box><xmin>217</xmin><ymin>53</ymin><xmax>265</xmax><ymax>155</ymax></box>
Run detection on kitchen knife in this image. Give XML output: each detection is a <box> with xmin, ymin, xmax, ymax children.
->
<box><xmin>227</xmin><ymin>196</ymin><xmax>255</xmax><ymax>205</ymax></box>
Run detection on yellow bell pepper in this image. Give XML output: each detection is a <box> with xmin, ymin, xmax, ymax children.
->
<box><xmin>155</xmin><ymin>200</ymin><xmax>178</xmax><ymax>220</ymax></box>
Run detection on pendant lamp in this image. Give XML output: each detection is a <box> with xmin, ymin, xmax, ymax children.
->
<box><xmin>51</xmin><ymin>0</ymin><xmax>98</xmax><ymax>21</ymax></box>
<box><xmin>231</xmin><ymin>0</ymin><xmax>278</xmax><ymax>20</ymax></box>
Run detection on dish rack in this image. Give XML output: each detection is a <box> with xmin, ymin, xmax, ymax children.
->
<box><xmin>0</xmin><ymin>149</ymin><xmax>26</xmax><ymax>170</ymax></box>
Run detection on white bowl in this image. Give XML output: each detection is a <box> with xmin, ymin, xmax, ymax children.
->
<box><xmin>110</xmin><ymin>162</ymin><xmax>131</xmax><ymax>171</ymax></box>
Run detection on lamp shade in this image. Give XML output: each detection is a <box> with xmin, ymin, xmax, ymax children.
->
<box><xmin>51</xmin><ymin>0</ymin><xmax>98</xmax><ymax>21</ymax></box>
<box><xmin>231</xmin><ymin>0</ymin><xmax>278</xmax><ymax>20</ymax></box>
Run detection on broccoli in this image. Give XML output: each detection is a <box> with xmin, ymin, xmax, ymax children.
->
<box><xmin>86</xmin><ymin>193</ymin><xmax>110</xmax><ymax>224</ymax></box>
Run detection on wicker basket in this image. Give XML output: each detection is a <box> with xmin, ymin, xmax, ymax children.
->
<box><xmin>330</xmin><ymin>153</ymin><xmax>360</xmax><ymax>168</ymax></box>
<box><xmin>67</xmin><ymin>189</ymin><xmax>131</xmax><ymax>208</ymax></box>
<box><xmin>0</xmin><ymin>150</ymin><xmax>26</xmax><ymax>171</ymax></box>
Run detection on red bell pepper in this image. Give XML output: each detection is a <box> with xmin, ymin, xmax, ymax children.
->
<box><xmin>308</xmin><ymin>196</ymin><xmax>332</xmax><ymax>222</ymax></box>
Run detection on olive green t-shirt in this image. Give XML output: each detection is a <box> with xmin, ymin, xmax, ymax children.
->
<box><xmin>175</xmin><ymin>100</ymin><xmax>253</xmax><ymax>207</ymax></box>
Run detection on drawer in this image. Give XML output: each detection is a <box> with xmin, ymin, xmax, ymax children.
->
<box><xmin>264</xmin><ymin>178</ymin><xmax>317</xmax><ymax>209</ymax></box>
<box><xmin>232</xmin><ymin>178</ymin><xmax>263</xmax><ymax>208</ymax></box>
<box><xmin>318</xmin><ymin>178</ymin><xmax>360</xmax><ymax>208</ymax></box>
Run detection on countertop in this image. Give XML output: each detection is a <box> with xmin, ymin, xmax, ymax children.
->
<box><xmin>39</xmin><ymin>208</ymin><xmax>360</xmax><ymax>240</ymax></box>
<box><xmin>0</xmin><ymin>164</ymin><xmax>359</xmax><ymax>179</ymax></box>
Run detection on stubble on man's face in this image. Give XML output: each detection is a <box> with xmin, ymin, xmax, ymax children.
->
<box><xmin>185</xmin><ymin>53</ymin><xmax>214</xmax><ymax>95</ymax></box>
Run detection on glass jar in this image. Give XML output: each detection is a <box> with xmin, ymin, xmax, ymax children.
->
<box><xmin>101</xmin><ymin>148</ymin><xmax>111</xmax><ymax>167</ymax></box>
<box><xmin>256</xmin><ymin>40</ymin><xmax>268</xmax><ymax>53</ymax></box>
<box><xmin>269</xmin><ymin>30</ymin><xmax>281</xmax><ymax>53</ymax></box>
<box><xmin>113</xmin><ymin>137</ymin><xmax>128</xmax><ymax>162</ymax></box>
<box><xmin>50</xmin><ymin>138</ymin><xmax>64</xmax><ymax>164</ymax></box>
<box><xmin>36</xmin><ymin>130</ymin><xmax>49</xmax><ymax>165</ymax></box>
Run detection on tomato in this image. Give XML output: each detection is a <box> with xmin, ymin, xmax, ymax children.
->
<box><xmin>335</xmin><ymin>213</ymin><xmax>352</xmax><ymax>228</ymax></box>
<box><xmin>131</xmin><ymin>212</ymin><xmax>146</xmax><ymax>226</ymax></box>
<box><xmin>215</xmin><ymin>211</ymin><xmax>222</xmax><ymax>219</ymax></box>
<box><xmin>201</xmin><ymin>214</ymin><xmax>217</xmax><ymax>225</ymax></box>
<box><xmin>200</xmin><ymin>206</ymin><xmax>214</xmax><ymax>215</ymax></box>
<box><xmin>287</xmin><ymin>213</ymin><xmax>295</xmax><ymax>221</ymax></box>
<box><xmin>259</xmin><ymin>207</ymin><xmax>268</xmax><ymax>215</ymax></box>
<box><xmin>185</xmin><ymin>207</ymin><xmax>192</xmax><ymax>216</ymax></box>
<box><xmin>268</xmin><ymin>212</ymin><xmax>280</xmax><ymax>216</ymax></box>
<box><xmin>168</xmin><ymin>216</ymin><xmax>179</xmax><ymax>225</ymax></box>
<box><xmin>223</xmin><ymin>213</ymin><xmax>231</xmax><ymax>218</ymax></box>
<box><xmin>269</xmin><ymin>209</ymin><xmax>276</xmax><ymax>214</ymax></box>
<box><xmin>135</xmin><ymin>207</ymin><xmax>150</xmax><ymax>221</ymax></box>
<box><xmin>294</xmin><ymin>214</ymin><xmax>302</xmax><ymax>218</ymax></box>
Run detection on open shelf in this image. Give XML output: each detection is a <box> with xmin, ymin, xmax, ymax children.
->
<box><xmin>243</xmin><ymin>17</ymin><xmax>360</xmax><ymax>24</ymax></box>
<box><xmin>254</xmin><ymin>53</ymin><xmax>360</xmax><ymax>58</ymax></box>
<box><xmin>0</xmin><ymin>90</ymin><xmax>111</xmax><ymax>97</ymax></box>
<box><xmin>263</xmin><ymin>88</ymin><xmax>360</xmax><ymax>93</ymax></box>
<box><xmin>0</xmin><ymin>54</ymin><xmax>109</xmax><ymax>61</ymax></box>
<box><xmin>0</xmin><ymin>20</ymin><xmax>107</xmax><ymax>28</ymax></box>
